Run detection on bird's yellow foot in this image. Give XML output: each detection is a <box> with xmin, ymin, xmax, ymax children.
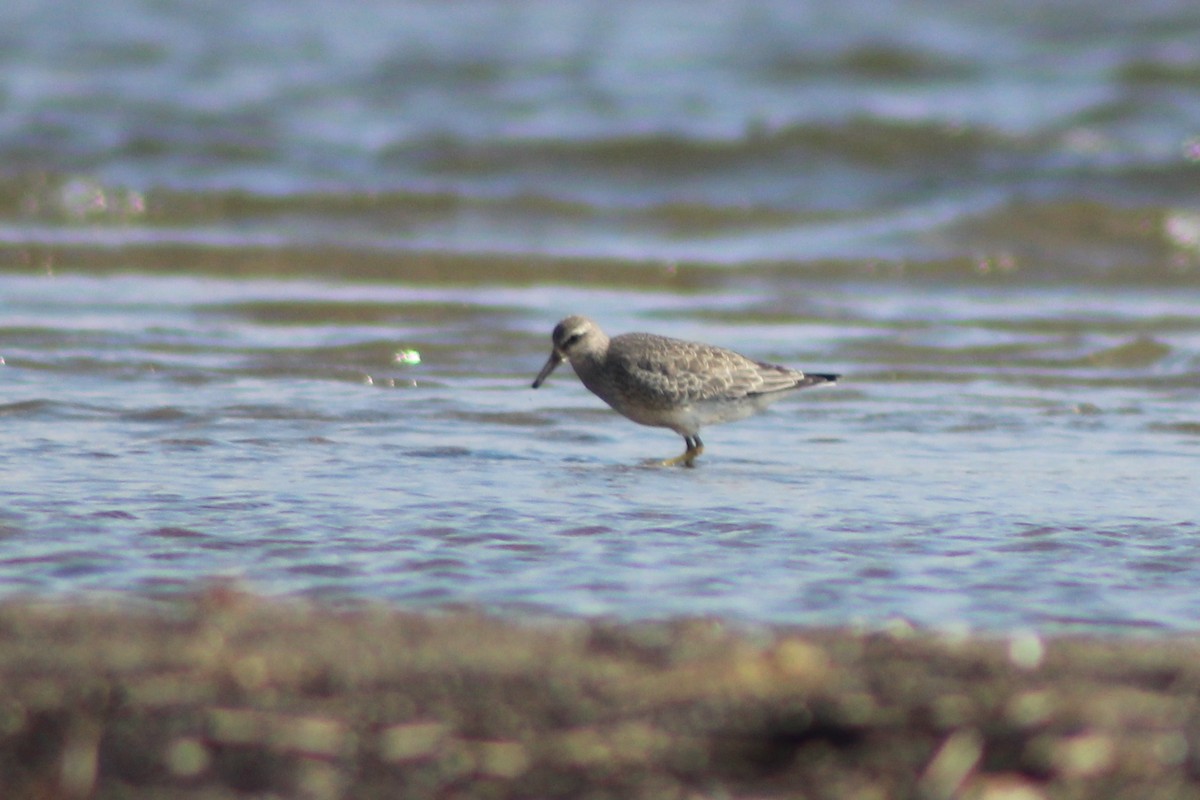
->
<box><xmin>659</xmin><ymin>436</ymin><xmax>703</xmax><ymax>467</ymax></box>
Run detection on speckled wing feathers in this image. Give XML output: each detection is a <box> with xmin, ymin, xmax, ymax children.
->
<box><xmin>607</xmin><ymin>333</ymin><xmax>807</xmax><ymax>405</ymax></box>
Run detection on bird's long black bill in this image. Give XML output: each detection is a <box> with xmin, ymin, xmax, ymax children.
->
<box><xmin>532</xmin><ymin>353</ymin><xmax>564</xmax><ymax>388</ymax></box>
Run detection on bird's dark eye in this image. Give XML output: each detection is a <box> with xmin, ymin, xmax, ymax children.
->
<box><xmin>563</xmin><ymin>333</ymin><xmax>583</xmax><ymax>348</ymax></box>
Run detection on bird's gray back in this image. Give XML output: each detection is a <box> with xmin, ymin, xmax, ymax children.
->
<box><xmin>591</xmin><ymin>332</ymin><xmax>805</xmax><ymax>407</ymax></box>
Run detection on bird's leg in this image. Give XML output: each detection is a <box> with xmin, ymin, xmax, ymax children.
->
<box><xmin>660</xmin><ymin>435</ymin><xmax>704</xmax><ymax>468</ymax></box>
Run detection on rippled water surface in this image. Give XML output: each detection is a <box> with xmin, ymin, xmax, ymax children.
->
<box><xmin>4</xmin><ymin>273</ymin><xmax>1199</xmax><ymax>631</ymax></box>
<box><xmin>2</xmin><ymin>0</ymin><xmax>1200</xmax><ymax>631</ymax></box>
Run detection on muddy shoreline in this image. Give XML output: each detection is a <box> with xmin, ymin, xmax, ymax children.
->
<box><xmin>2</xmin><ymin>591</ymin><xmax>1197</xmax><ymax>799</ymax></box>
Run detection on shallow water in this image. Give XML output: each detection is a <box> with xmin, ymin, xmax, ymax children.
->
<box><xmin>3</xmin><ymin>273</ymin><xmax>1199</xmax><ymax>631</ymax></box>
<box><xmin>2</xmin><ymin>0</ymin><xmax>1200</xmax><ymax>631</ymax></box>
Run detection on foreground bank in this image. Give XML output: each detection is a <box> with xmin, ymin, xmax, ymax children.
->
<box><xmin>1</xmin><ymin>591</ymin><xmax>1196</xmax><ymax>799</ymax></box>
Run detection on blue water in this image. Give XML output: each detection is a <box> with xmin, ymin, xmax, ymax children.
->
<box><xmin>3</xmin><ymin>274</ymin><xmax>1199</xmax><ymax>631</ymax></box>
<box><xmin>3</xmin><ymin>0</ymin><xmax>1199</xmax><ymax>264</ymax></box>
<box><xmin>2</xmin><ymin>0</ymin><xmax>1200</xmax><ymax>631</ymax></box>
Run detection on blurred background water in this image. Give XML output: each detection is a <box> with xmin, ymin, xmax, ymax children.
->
<box><xmin>2</xmin><ymin>0</ymin><xmax>1200</xmax><ymax>631</ymax></box>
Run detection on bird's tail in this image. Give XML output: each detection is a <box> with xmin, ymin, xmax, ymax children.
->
<box><xmin>796</xmin><ymin>372</ymin><xmax>839</xmax><ymax>389</ymax></box>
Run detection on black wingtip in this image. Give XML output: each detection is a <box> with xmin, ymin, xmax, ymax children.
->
<box><xmin>813</xmin><ymin>373</ymin><xmax>840</xmax><ymax>383</ymax></box>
